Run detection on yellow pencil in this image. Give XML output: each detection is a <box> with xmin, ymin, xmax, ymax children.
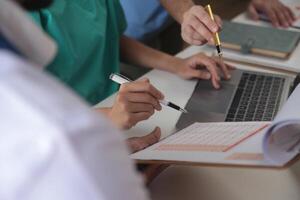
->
<box><xmin>205</xmin><ymin>4</ymin><xmax>223</xmax><ymax>57</ymax></box>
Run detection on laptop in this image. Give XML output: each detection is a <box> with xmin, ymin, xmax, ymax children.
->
<box><xmin>176</xmin><ymin>69</ymin><xmax>294</xmax><ymax>130</ymax></box>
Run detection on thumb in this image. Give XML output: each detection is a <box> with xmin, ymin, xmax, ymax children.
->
<box><xmin>139</xmin><ymin>127</ymin><xmax>161</xmax><ymax>147</ymax></box>
<box><xmin>248</xmin><ymin>4</ymin><xmax>259</xmax><ymax>20</ymax></box>
<box><xmin>139</xmin><ymin>77</ymin><xmax>150</xmax><ymax>83</ymax></box>
<box><xmin>127</xmin><ymin>127</ymin><xmax>161</xmax><ymax>153</ymax></box>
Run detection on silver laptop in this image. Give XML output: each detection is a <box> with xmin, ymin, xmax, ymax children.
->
<box><xmin>176</xmin><ymin>69</ymin><xmax>294</xmax><ymax>130</ymax></box>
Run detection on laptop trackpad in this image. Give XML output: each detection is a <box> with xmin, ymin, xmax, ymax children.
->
<box><xmin>189</xmin><ymin>80</ymin><xmax>235</xmax><ymax>113</ymax></box>
<box><xmin>176</xmin><ymin>80</ymin><xmax>236</xmax><ymax>130</ymax></box>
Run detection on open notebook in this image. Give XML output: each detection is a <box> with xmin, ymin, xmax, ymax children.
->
<box><xmin>131</xmin><ymin>85</ymin><xmax>300</xmax><ymax>168</ymax></box>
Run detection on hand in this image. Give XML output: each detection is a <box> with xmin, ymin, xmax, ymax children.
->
<box><xmin>109</xmin><ymin>78</ymin><xmax>164</xmax><ymax>130</ymax></box>
<box><xmin>181</xmin><ymin>5</ymin><xmax>222</xmax><ymax>46</ymax></box>
<box><xmin>127</xmin><ymin>127</ymin><xmax>161</xmax><ymax>153</ymax></box>
<box><xmin>172</xmin><ymin>53</ymin><xmax>235</xmax><ymax>89</ymax></box>
<box><xmin>248</xmin><ymin>0</ymin><xmax>296</xmax><ymax>28</ymax></box>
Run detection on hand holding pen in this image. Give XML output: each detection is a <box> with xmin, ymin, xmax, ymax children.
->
<box><xmin>107</xmin><ymin>76</ymin><xmax>163</xmax><ymax>130</ymax></box>
<box><xmin>205</xmin><ymin>4</ymin><xmax>223</xmax><ymax>58</ymax></box>
<box><xmin>110</xmin><ymin>73</ymin><xmax>187</xmax><ymax>114</ymax></box>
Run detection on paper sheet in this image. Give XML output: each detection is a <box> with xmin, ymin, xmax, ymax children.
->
<box><xmin>263</xmin><ymin>85</ymin><xmax>300</xmax><ymax>165</ymax></box>
<box><xmin>154</xmin><ymin>122</ymin><xmax>268</xmax><ymax>152</ymax></box>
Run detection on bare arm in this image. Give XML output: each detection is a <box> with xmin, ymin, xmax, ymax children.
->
<box><xmin>120</xmin><ymin>35</ymin><xmax>234</xmax><ymax>89</ymax></box>
<box><xmin>120</xmin><ymin>35</ymin><xmax>178</xmax><ymax>74</ymax></box>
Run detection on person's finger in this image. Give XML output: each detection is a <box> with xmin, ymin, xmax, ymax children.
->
<box><xmin>134</xmin><ymin>110</ymin><xmax>155</xmax><ymax>122</ymax></box>
<box><xmin>189</xmin><ymin>68</ymin><xmax>211</xmax><ymax>80</ymax></box>
<box><xmin>182</xmin><ymin>31</ymin><xmax>201</xmax><ymax>45</ymax></box>
<box><xmin>192</xmin><ymin>6</ymin><xmax>219</xmax><ymax>33</ymax></box>
<box><xmin>126</xmin><ymin>93</ymin><xmax>161</xmax><ymax>111</ymax></box>
<box><xmin>189</xmin><ymin>15</ymin><xmax>214</xmax><ymax>42</ymax></box>
<box><xmin>214</xmin><ymin>15</ymin><xmax>223</xmax><ymax>30</ymax></box>
<box><xmin>265</xmin><ymin>8</ymin><xmax>279</xmax><ymax>27</ymax></box>
<box><xmin>285</xmin><ymin>6</ymin><xmax>296</xmax><ymax>21</ymax></box>
<box><xmin>127</xmin><ymin>127</ymin><xmax>161</xmax><ymax>153</ymax></box>
<box><xmin>124</xmin><ymin>111</ymin><xmax>154</xmax><ymax>130</ymax></box>
<box><xmin>182</xmin><ymin>34</ymin><xmax>205</xmax><ymax>45</ymax></box>
<box><xmin>121</xmin><ymin>79</ymin><xmax>164</xmax><ymax>100</ymax></box>
<box><xmin>275</xmin><ymin>8</ymin><xmax>289</xmax><ymax>27</ymax></box>
<box><xmin>183</xmin><ymin>25</ymin><xmax>207</xmax><ymax>44</ymax></box>
<box><xmin>138</xmin><ymin>127</ymin><xmax>161</xmax><ymax>147</ymax></box>
<box><xmin>282</xmin><ymin>6</ymin><xmax>295</xmax><ymax>25</ymax></box>
<box><xmin>248</xmin><ymin>4</ymin><xmax>260</xmax><ymax>21</ymax></box>
<box><xmin>197</xmin><ymin>58</ymin><xmax>221</xmax><ymax>89</ymax></box>
<box><xmin>126</xmin><ymin>102</ymin><xmax>156</xmax><ymax>113</ymax></box>
<box><xmin>214</xmin><ymin>58</ymin><xmax>231</xmax><ymax>79</ymax></box>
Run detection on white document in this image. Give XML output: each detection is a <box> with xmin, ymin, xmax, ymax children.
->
<box><xmin>263</xmin><ymin>85</ymin><xmax>300</xmax><ymax>165</ymax></box>
<box><xmin>151</xmin><ymin>122</ymin><xmax>268</xmax><ymax>153</ymax></box>
<box><xmin>132</xmin><ymin>85</ymin><xmax>300</xmax><ymax>167</ymax></box>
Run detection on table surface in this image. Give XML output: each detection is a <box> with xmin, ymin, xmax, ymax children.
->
<box><xmin>97</xmin><ymin>13</ymin><xmax>300</xmax><ymax>200</ymax></box>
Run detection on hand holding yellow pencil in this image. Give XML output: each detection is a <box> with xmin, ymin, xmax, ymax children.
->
<box><xmin>205</xmin><ymin>4</ymin><xmax>223</xmax><ymax>58</ymax></box>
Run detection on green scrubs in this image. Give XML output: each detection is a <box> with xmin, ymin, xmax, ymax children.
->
<box><xmin>31</xmin><ymin>0</ymin><xmax>127</xmax><ymax>105</ymax></box>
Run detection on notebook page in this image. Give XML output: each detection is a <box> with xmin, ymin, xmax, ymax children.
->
<box><xmin>132</xmin><ymin>122</ymin><xmax>272</xmax><ymax>166</ymax></box>
<box><xmin>154</xmin><ymin>122</ymin><xmax>269</xmax><ymax>153</ymax></box>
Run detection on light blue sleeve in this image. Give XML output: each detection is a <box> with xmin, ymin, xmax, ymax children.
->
<box><xmin>119</xmin><ymin>0</ymin><xmax>172</xmax><ymax>41</ymax></box>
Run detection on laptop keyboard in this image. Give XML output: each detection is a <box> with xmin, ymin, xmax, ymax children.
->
<box><xmin>225</xmin><ymin>73</ymin><xmax>285</xmax><ymax>122</ymax></box>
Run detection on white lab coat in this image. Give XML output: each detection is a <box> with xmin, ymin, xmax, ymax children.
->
<box><xmin>0</xmin><ymin>0</ymin><xmax>57</xmax><ymax>67</ymax></box>
<box><xmin>0</xmin><ymin>51</ymin><xmax>149</xmax><ymax>200</ymax></box>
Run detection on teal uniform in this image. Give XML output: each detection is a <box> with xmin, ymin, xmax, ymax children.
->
<box><xmin>31</xmin><ymin>0</ymin><xmax>127</xmax><ymax>105</ymax></box>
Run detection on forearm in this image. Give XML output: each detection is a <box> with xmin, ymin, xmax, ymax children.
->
<box><xmin>159</xmin><ymin>0</ymin><xmax>195</xmax><ymax>23</ymax></box>
<box><xmin>120</xmin><ymin>36</ymin><xmax>180</xmax><ymax>73</ymax></box>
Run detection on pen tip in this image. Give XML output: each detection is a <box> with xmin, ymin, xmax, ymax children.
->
<box><xmin>181</xmin><ymin>108</ymin><xmax>188</xmax><ymax>113</ymax></box>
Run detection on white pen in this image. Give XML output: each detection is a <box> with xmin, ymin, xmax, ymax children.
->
<box><xmin>110</xmin><ymin>73</ymin><xmax>188</xmax><ymax>113</ymax></box>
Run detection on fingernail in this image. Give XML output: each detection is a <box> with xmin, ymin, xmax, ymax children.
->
<box><xmin>227</xmin><ymin>74</ymin><xmax>231</xmax><ymax>79</ymax></box>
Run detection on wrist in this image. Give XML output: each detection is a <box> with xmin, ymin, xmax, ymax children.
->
<box><xmin>158</xmin><ymin>54</ymin><xmax>184</xmax><ymax>74</ymax></box>
<box><xmin>168</xmin><ymin>57</ymin><xmax>185</xmax><ymax>75</ymax></box>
